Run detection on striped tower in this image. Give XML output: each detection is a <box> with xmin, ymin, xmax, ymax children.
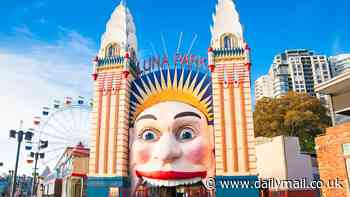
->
<box><xmin>87</xmin><ymin>1</ymin><xmax>137</xmax><ymax>196</ymax></box>
<box><xmin>209</xmin><ymin>0</ymin><xmax>258</xmax><ymax>196</ymax></box>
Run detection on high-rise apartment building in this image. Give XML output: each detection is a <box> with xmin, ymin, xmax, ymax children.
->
<box><xmin>329</xmin><ymin>54</ymin><xmax>350</xmax><ymax>77</ymax></box>
<box><xmin>272</xmin><ymin>49</ymin><xmax>331</xmax><ymax>96</ymax></box>
<box><xmin>254</xmin><ymin>75</ymin><xmax>273</xmax><ymax>100</ymax></box>
<box><xmin>255</xmin><ymin>49</ymin><xmax>332</xmax><ymax>107</ymax></box>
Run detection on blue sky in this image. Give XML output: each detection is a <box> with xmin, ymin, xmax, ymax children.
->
<box><xmin>0</xmin><ymin>0</ymin><xmax>349</xmax><ymax>175</ymax></box>
<box><xmin>1</xmin><ymin>0</ymin><xmax>349</xmax><ymax>76</ymax></box>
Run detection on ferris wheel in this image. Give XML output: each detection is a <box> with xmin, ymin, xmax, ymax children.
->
<box><xmin>25</xmin><ymin>96</ymin><xmax>92</xmax><ymax>170</ymax></box>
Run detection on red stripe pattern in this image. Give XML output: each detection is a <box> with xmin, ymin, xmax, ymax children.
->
<box><xmin>96</xmin><ymin>73</ymin><xmax>123</xmax><ymax>94</ymax></box>
<box><xmin>215</xmin><ymin>64</ymin><xmax>250</xmax><ymax>87</ymax></box>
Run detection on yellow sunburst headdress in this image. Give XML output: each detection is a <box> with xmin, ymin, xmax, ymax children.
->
<box><xmin>130</xmin><ymin>67</ymin><xmax>213</xmax><ymax>126</ymax></box>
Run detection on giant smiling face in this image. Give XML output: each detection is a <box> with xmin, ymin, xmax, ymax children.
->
<box><xmin>130</xmin><ymin>101</ymin><xmax>215</xmax><ymax>189</ymax></box>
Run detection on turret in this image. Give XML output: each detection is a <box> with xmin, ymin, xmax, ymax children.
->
<box><xmin>208</xmin><ymin>2</ymin><xmax>257</xmax><ymax>195</ymax></box>
<box><xmin>208</xmin><ymin>47</ymin><xmax>215</xmax><ymax>72</ymax></box>
<box><xmin>87</xmin><ymin>1</ymin><xmax>137</xmax><ymax>196</ymax></box>
<box><xmin>122</xmin><ymin>51</ymin><xmax>130</xmax><ymax>79</ymax></box>
<box><xmin>92</xmin><ymin>56</ymin><xmax>98</xmax><ymax>81</ymax></box>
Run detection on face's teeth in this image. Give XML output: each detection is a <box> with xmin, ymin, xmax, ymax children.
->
<box><xmin>143</xmin><ymin>177</ymin><xmax>202</xmax><ymax>187</ymax></box>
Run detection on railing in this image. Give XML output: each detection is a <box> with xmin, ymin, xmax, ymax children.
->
<box><xmin>97</xmin><ymin>56</ymin><xmax>125</xmax><ymax>67</ymax></box>
<box><xmin>213</xmin><ymin>47</ymin><xmax>245</xmax><ymax>57</ymax></box>
<box><xmin>96</xmin><ymin>56</ymin><xmax>139</xmax><ymax>73</ymax></box>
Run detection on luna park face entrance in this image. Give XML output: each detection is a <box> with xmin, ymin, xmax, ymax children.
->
<box><xmin>134</xmin><ymin>183</ymin><xmax>215</xmax><ymax>197</ymax></box>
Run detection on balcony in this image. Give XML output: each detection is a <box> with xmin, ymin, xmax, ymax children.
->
<box><xmin>213</xmin><ymin>48</ymin><xmax>245</xmax><ymax>57</ymax></box>
<box><xmin>96</xmin><ymin>56</ymin><xmax>125</xmax><ymax>67</ymax></box>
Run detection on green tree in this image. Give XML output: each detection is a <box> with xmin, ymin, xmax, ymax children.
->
<box><xmin>253</xmin><ymin>92</ymin><xmax>331</xmax><ymax>152</ymax></box>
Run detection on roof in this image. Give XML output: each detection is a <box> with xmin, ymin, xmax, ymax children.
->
<box><xmin>315</xmin><ymin>70</ymin><xmax>350</xmax><ymax>95</ymax></box>
<box><xmin>315</xmin><ymin>70</ymin><xmax>350</xmax><ymax>116</ymax></box>
<box><xmin>53</xmin><ymin>142</ymin><xmax>90</xmax><ymax>170</ymax></box>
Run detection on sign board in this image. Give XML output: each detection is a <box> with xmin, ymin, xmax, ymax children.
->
<box><xmin>136</xmin><ymin>53</ymin><xmax>208</xmax><ymax>76</ymax></box>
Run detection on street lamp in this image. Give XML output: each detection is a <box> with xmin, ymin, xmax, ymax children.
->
<box><xmin>30</xmin><ymin>140</ymin><xmax>48</xmax><ymax>197</ymax></box>
<box><xmin>9</xmin><ymin>123</ymin><xmax>34</xmax><ymax>197</ymax></box>
<box><xmin>8</xmin><ymin>170</ymin><xmax>14</xmax><ymax>196</ymax></box>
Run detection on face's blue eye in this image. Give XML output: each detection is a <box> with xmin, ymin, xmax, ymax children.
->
<box><xmin>178</xmin><ymin>128</ymin><xmax>195</xmax><ymax>141</ymax></box>
<box><xmin>141</xmin><ymin>130</ymin><xmax>158</xmax><ymax>142</ymax></box>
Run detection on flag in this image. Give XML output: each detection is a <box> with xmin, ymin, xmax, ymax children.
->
<box><xmin>78</xmin><ymin>96</ymin><xmax>84</xmax><ymax>105</ymax></box>
<box><xmin>53</xmin><ymin>100</ymin><xmax>60</xmax><ymax>109</ymax></box>
<box><xmin>42</xmin><ymin>107</ymin><xmax>50</xmax><ymax>116</ymax></box>
<box><xmin>65</xmin><ymin>97</ymin><xmax>73</xmax><ymax>106</ymax></box>
<box><xmin>33</xmin><ymin>117</ymin><xmax>41</xmax><ymax>125</ymax></box>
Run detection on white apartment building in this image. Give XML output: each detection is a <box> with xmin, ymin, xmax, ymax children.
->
<box><xmin>254</xmin><ymin>75</ymin><xmax>273</xmax><ymax>101</ymax></box>
<box><xmin>329</xmin><ymin>54</ymin><xmax>350</xmax><ymax>77</ymax></box>
<box><xmin>257</xmin><ymin>49</ymin><xmax>332</xmax><ymax>107</ymax></box>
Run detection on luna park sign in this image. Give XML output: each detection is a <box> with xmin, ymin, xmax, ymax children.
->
<box><xmin>135</xmin><ymin>53</ymin><xmax>208</xmax><ymax>76</ymax></box>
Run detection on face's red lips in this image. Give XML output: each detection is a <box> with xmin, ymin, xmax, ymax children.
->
<box><xmin>136</xmin><ymin>171</ymin><xmax>207</xmax><ymax>180</ymax></box>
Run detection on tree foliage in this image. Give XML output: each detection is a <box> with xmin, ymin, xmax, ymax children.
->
<box><xmin>253</xmin><ymin>92</ymin><xmax>331</xmax><ymax>152</ymax></box>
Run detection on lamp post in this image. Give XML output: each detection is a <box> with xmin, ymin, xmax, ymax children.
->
<box><xmin>8</xmin><ymin>170</ymin><xmax>14</xmax><ymax>197</ymax></box>
<box><xmin>30</xmin><ymin>140</ymin><xmax>48</xmax><ymax>197</ymax></box>
<box><xmin>9</xmin><ymin>122</ymin><xmax>34</xmax><ymax>197</ymax></box>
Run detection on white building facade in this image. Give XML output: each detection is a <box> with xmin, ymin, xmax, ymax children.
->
<box><xmin>254</xmin><ymin>75</ymin><xmax>273</xmax><ymax>100</ymax></box>
<box><xmin>255</xmin><ymin>136</ymin><xmax>317</xmax><ymax>190</ymax></box>
<box><xmin>255</xmin><ymin>49</ymin><xmax>332</xmax><ymax>107</ymax></box>
<box><xmin>329</xmin><ymin>54</ymin><xmax>350</xmax><ymax>77</ymax></box>
<box><xmin>270</xmin><ymin>49</ymin><xmax>331</xmax><ymax>97</ymax></box>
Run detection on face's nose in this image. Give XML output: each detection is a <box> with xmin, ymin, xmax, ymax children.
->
<box><xmin>152</xmin><ymin>133</ymin><xmax>182</xmax><ymax>164</ymax></box>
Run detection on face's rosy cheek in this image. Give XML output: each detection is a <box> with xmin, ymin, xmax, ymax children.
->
<box><xmin>134</xmin><ymin>145</ymin><xmax>152</xmax><ymax>165</ymax></box>
<box><xmin>183</xmin><ymin>140</ymin><xmax>208</xmax><ymax>165</ymax></box>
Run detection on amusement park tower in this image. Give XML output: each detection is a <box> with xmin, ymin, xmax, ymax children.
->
<box><xmin>88</xmin><ymin>1</ymin><xmax>137</xmax><ymax>196</ymax></box>
<box><xmin>208</xmin><ymin>0</ymin><xmax>257</xmax><ymax>194</ymax></box>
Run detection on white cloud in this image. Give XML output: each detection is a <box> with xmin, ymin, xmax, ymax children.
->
<box><xmin>332</xmin><ymin>36</ymin><xmax>341</xmax><ymax>55</ymax></box>
<box><xmin>0</xmin><ymin>27</ymin><xmax>97</xmax><ymax>175</ymax></box>
<box><xmin>12</xmin><ymin>25</ymin><xmax>34</xmax><ymax>37</ymax></box>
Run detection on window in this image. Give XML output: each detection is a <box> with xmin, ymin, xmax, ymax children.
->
<box><xmin>221</xmin><ymin>34</ymin><xmax>238</xmax><ymax>49</ymax></box>
<box><xmin>343</xmin><ymin>144</ymin><xmax>350</xmax><ymax>155</ymax></box>
<box><xmin>106</xmin><ymin>43</ymin><xmax>120</xmax><ymax>57</ymax></box>
<box><xmin>224</xmin><ymin>36</ymin><xmax>232</xmax><ymax>49</ymax></box>
<box><xmin>108</xmin><ymin>46</ymin><xmax>115</xmax><ymax>57</ymax></box>
<box><xmin>322</xmin><ymin>64</ymin><xmax>327</xmax><ymax>71</ymax></box>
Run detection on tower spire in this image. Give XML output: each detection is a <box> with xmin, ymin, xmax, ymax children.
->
<box><xmin>98</xmin><ymin>1</ymin><xmax>137</xmax><ymax>58</ymax></box>
<box><xmin>211</xmin><ymin>0</ymin><xmax>244</xmax><ymax>48</ymax></box>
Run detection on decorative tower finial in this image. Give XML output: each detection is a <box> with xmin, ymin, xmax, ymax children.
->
<box><xmin>98</xmin><ymin>1</ymin><xmax>137</xmax><ymax>58</ymax></box>
<box><xmin>208</xmin><ymin>46</ymin><xmax>215</xmax><ymax>72</ymax></box>
<box><xmin>210</xmin><ymin>0</ymin><xmax>244</xmax><ymax>49</ymax></box>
